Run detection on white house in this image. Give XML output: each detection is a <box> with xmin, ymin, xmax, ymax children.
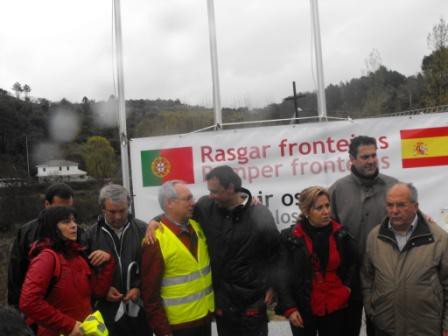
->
<box><xmin>36</xmin><ymin>160</ymin><xmax>88</xmax><ymax>182</ymax></box>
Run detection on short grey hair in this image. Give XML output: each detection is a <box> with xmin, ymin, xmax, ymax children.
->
<box><xmin>158</xmin><ymin>180</ymin><xmax>184</xmax><ymax>211</ymax></box>
<box><xmin>99</xmin><ymin>184</ymin><xmax>130</xmax><ymax>208</ymax></box>
<box><xmin>387</xmin><ymin>182</ymin><xmax>418</xmax><ymax>203</ymax></box>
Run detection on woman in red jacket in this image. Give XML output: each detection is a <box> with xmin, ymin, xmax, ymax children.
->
<box><xmin>275</xmin><ymin>186</ymin><xmax>357</xmax><ymax>336</ymax></box>
<box><xmin>20</xmin><ymin>206</ymin><xmax>115</xmax><ymax>336</ymax></box>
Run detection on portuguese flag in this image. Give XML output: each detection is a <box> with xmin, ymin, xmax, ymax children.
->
<box><xmin>141</xmin><ymin>147</ymin><xmax>195</xmax><ymax>186</ymax></box>
<box><xmin>400</xmin><ymin>126</ymin><xmax>448</xmax><ymax>168</ymax></box>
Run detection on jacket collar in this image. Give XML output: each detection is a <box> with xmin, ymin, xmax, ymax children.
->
<box><xmin>378</xmin><ymin>210</ymin><xmax>434</xmax><ymax>251</ymax></box>
<box><xmin>350</xmin><ymin>169</ymin><xmax>388</xmax><ymax>188</ymax></box>
<box><xmin>217</xmin><ymin>187</ymin><xmax>252</xmax><ymax>216</ymax></box>
<box><xmin>282</xmin><ymin>219</ymin><xmax>344</xmax><ymax>247</ymax></box>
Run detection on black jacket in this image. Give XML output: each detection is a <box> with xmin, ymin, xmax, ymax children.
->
<box><xmin>84</xmin><ymin>215</ymin><xmax>147</xmax><ymax>321</ymax></box>
<box><xmin>8</xmin><ymin>218</ymin><xmax>39</xmax><ymax>307</ymax></box>
<box><xmin>275</xmin><ymin>221</ymin><xmax>358</xmax><ymax>316</ymax></box>
<box><xmin>193</xmin><ymin>189</ymin><xmax>280</xmax><ymax>311</ymax></box>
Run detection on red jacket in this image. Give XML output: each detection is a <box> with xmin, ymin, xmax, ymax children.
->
<box><xmin>20</xmin><ymin>242</ymin><xmax>115</xmax><ymax>336</ymax></box>
<box><xmin>295</xmin><ymin>221</ymin><xmax>350</xmax><ymax>316</ymax></box>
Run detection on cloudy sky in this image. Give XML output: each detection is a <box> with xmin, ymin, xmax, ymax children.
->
<box><xmin>0</xmin><ymin>0</ymin><xmax>446</xmax><ymax>108</ymax></box>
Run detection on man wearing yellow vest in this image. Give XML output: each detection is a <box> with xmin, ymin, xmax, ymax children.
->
<box><xmin>141</xmin><ymin>180</ymin><xmax>214</xmax><ymax>336</ymax></box>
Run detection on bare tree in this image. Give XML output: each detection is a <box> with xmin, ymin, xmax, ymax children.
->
<box><xmin>427</xmin><ymin>18</ymin><xmax>448</xmax><ymax>51</ymax></box>
<box><xmin>364</xmin><ymin>49</ymin><xmax>383</xmax><ymax>75</ymax></box>
<box><xmin>12</xmin><ymin>82</ymin><xmax>22</xmax><ymax>99</ymax></box>
<box><xmin>23</xmin><ymin>84</ymin><xmax>31</xmax><ymax>100</ymax></box>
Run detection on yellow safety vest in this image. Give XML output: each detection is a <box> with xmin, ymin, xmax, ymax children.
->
<box><xmin>156</xmin><ymin>219</ymin><xmax>215</xmax><ymax>325</ymax></box>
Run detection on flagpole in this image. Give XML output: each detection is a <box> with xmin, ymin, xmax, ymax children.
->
<box><xmin>206</xmin><ymin>0</ymin><xmax>222</xmax><ymax>128</ymax></box>
<box><xmin>113</xmin><ymin>0</ymin><xmax>131</xmax><ymax>191</ymax></box>
<box><xmin>310</xmin><ymin>0</ymin><xmax>327</xmax><ymax>120</ymax></box>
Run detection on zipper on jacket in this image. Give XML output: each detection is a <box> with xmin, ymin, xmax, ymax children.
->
<box><xmin>100</xmin><ymin>222</ymin><xmax>130</xmax><ymax>285</ymax></box>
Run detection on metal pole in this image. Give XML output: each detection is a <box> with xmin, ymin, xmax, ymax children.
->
<box><xmin>206</xmin><ymin>0</ymin><xmax>222</xmax><ymax>128</ymax></box>
<box><xmin>310</xmin><ymin>0</ymin><xmax>327</xmax><ymax>120</ymax></box>
<box><xmin>113</xmin><ymin>0</ymin><xmax>131</xmax><ymax>191</ymax></box>
<box><xmin>292</xmin><ymin>81</ymin><xmax>298</xmax><ymax>119</ymax></box>
<box><xmin>25</xmin><ymin>135</ymin><xmax>30</xmax><ymax>177</ymax></box>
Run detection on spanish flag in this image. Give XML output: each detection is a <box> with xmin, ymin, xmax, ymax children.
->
<box><xmin>400</xmin><ymin>126</ymin><xmax>448</xmax><ymax>168</ymax></box>
<box><xmin>141</xmin><ymin>147</ymin><xmax>195</xmax><ymax>186</ymax></box>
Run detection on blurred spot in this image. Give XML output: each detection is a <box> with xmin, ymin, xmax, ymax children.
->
<box><xmin>33</xmin><ymin>142</ymin><xmax>62</xmax><ymax>163</ymax></box>
<box><xmin>49</xmin><ymin>109</ymin><xmax>80</xmax><ymax>142</ymax></box>
<box><xmin>92</xmin><ymin>99</ymin><xmax>118</xmax><ymax>128</ymax></box>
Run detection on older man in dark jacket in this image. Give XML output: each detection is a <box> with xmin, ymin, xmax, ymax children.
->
<box><xmin>84</xmin><ymin>184</ymin><xmax>151</xmax><ymax>336</ymax></box>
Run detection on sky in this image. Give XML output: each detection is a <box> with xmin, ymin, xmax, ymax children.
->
<box><xmin>0</xmin><ymin>0</ymin><xmax>446</xmax><ymax>108</ymax></box>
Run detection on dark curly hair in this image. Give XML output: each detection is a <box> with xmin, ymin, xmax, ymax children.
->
<box><xmin>37</xmin><ymin>206</ymin><xmax>79</xmax><ymax>253</ymax></box>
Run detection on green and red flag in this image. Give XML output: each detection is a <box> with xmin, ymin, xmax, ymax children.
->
<box><xmin>141</xmin><ymin>147</ymin><xmax>195</xmax><ymax>186</ymax></box>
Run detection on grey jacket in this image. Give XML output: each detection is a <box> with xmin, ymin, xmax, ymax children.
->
<box><xmin>361</xmin><ymin>212</ymin><xmax>448</xmax><ymax>336</ymax></box>
<box><xmin>329</xmin><ymin>172</ymin><xmax>397</xmax><ymax>257</ymax></box>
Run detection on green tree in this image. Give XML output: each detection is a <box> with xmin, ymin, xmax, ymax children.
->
<box><xmin>421</xmin><ymin>18</ymin><xmax>448</xmax><ymax>106</ymax></box>
<box><xmin>82</xmin><ymin>136</ymin><xmax>117</xmax><ymax>179</ymax></box>
<box><xmin>421</xmin><ymin>48</ymin><xmax>448</xmax><ymax>105</ymax></box>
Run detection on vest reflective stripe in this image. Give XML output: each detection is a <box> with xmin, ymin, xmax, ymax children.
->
<box><xmin>162</xmin><ymin>265</ymin><xmax>211</xmax><ymax>286</ymax></box>
<box><xmin>163</xmin><ymin>284</ymin><xmax>213</xmax><ymax>306</ymax></box>
<box><xmin>156</xmin><ymin>219</ymin><xmax>214</xmax><ymax>325</ymax></box>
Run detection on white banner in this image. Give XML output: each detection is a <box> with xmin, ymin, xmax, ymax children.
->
<box><xmin>130</xmin><ymin>113</ymin><xmax>448</xmax><ymax>230</ymax></box>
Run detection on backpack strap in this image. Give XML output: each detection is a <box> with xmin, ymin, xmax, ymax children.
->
<box><xmin>42</xmin><ymin>249</ymin><xmax>61</xmax><ymax>298</ymax></box>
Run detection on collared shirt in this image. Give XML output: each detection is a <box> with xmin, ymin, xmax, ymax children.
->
<box><xmin>164</xmin><ymin>215</ymin><xmax>198</xmax><ymax>258</ymax></box>
<box><xmin>388</xmin><ymin>215</ymin><xmax>418</xmax><ymax>251</ymax></box>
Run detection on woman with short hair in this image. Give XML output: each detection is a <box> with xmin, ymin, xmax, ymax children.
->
<box><xmin>275</xmin><ymin>186</ymin><xmax>357</xmax><ymax>336</ymax></box>
<box><xmin>20</xmin><ymin>206</ymin><xmax>115</xmax><ymax>336</ymax></box>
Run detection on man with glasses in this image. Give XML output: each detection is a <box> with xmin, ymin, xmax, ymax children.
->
<box><xmin>141</xmin><ymin>180</ymin><xmax>214</xmax><ymax>336</ymax></box>
<box><xmin>84</xmin><ymin>184</ymin><xmax>151</xmax><ymax>336</ymax></box>
<box><xmin>361</xmin><ymin>183</ymin><xmax>448</xmax><ymax>336</ymax></box>
<box><xmin>146</xmin><ymin>166</ymin><xmax>279</xmax><ymax>336</ymax></box>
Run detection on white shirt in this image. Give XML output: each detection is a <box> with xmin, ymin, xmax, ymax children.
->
<box><xmin>388</xmin><ymin>215</ymin><xmax>418</xmax><ymax>251</ymax></box>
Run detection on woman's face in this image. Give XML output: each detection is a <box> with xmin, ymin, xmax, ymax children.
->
<box><xmin>57</xmin><ymin>214</ymin><xmax>77</xmax><ymax>241</ymax></box>
<box><xmin>306</xmin><ymin>194</ymin><xmax>331</xmax><ymax>227</ymax></box>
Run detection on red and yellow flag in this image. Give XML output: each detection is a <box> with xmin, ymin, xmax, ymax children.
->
<box><xmin>400</xmin><ymin>126</ymin><xmax>448</xmax><ymax>168</ymax></box>
<box><xmin>140</xmin><ymin>147</ymin><xmax>195</xmax><ymax>186</ymax></box>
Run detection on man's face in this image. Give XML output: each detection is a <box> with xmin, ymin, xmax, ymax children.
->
<box><xmin>207</xmin><ymin>176</ymin><xmax>234</xmax><ymax>208</ymax></box>
<box><xmin>45</xmin><ymin>196</ymin><xmax>74</xmax><ymax>208</ymax></box>
<box><xmin>102</xmin><ymin>199</ymin><xmax>129</xmax><ymax>229</ymax></box>
<box><xmin>167</xmin><ymin>183</ymin><xmax>195</xmax><ymax>221</ymax></box>
<box><xmin>350</xmin><ymin>144</ymin><xmax>378</xmax><ymax>177</ymax></box>
<box><xmin>386</xmin><ymin>185</ymin><xmax>418</xmax><ymax>230</ymax></box>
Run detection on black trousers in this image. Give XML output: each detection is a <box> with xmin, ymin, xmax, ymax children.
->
<box><xmin>216</xmin><ymin>312</ymin><xmax>268</xmax><ymax>336</ymax></box>
<box><xmin>173</xmin><ymin>323</ymin><xmax>212</xmax><ymax>336</ymax></box>
<box><xmin>374</xmin><ymin>328</ymin><xmax>392</xmax><ymax>336</ymax></box>
<box><xmin>289</xmin><ymin>309</ymin><xmax>345</xmax><ymax>336</ymax></box>
<box><xmin>106</xmin><ymin>310</ymin><xmax>153</xmax><ymax>336</ymax></box>
<box><xmin>342</xmin><ymin>299</ymin><xmax>375</xmax><ymax>336</ymax></box>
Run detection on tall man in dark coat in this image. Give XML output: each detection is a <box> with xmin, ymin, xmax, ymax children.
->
<box><xmin>329</xmin><ymin>135</ymin><xmax>398</xmax><ymax>336</ymax></box>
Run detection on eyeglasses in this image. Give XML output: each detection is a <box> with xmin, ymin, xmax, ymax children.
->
<box><xmin>175</xmin><ymin>195</ymin><xmax>194</xmax><ymax>202</ymax></box>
